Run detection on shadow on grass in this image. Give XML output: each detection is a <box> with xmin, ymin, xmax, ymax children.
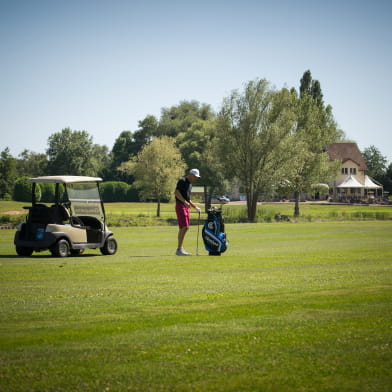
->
<box><xmin>0</xmin><ymin>254</ymin><xmax>100</xmax><ymax>259</ymax></box>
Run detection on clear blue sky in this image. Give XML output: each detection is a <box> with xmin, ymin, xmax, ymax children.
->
<box><xmin>1</xmin><ymin>0</ymin><xmax>391</xmax><ymax>163</ymax></box>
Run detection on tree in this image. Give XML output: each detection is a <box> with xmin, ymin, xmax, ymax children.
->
<box><xmin>381</xmin><ymin>162</ymin><xmax>392</xmax><ymax>195</ymax></box>
<box><xmin>46</xmin><ymin>128</ymin><xmax>101</xmax><ymax>176</ymax></box>
<box><xmin>0</xmin><ymin>147</ymin><xmax>17</xmax><ymax>199</ymax></box>
<box><xmin>300</xmin><ymin>69</ymin><xmax>323</xmax><ymax>106</ymax></box>
<box><xmin>282</xmin><ymin>90</ymin><xmax>342</xmax><ymax>216</ymax></box>
<box><xmin>118</xmin><ymin>137</ymin><xmax>186</xmax><ymax>216</ymax></box>
<box><xmin>92</xmin><ymin>144</ymin><xmax>111</xmax><ymax>178</ymax></box>
<box><xmin>158</xmin><ymin>100</ymin><xmax>214</xmax><ymax>138</ymax></box>
<box><xmin>108</xmin><ymin>117</ymin><xmax>159</xmax><ymax>182</ymax></box>
<box><xmin>107</xmin><ymin>130</ymin><xmax>134</xmax><ymax>181</ymax></box>
<box><xmin>133</xmin><ymin>115</ymin><xmax>159</xmax><ymax>151</ymax></box>
<box><xmin>12</xmin><ymin>176</ymin><xmax>34</xmax><ymax>202</ymax></box>
<box><xmin>281</xmin><ymin>71</ymin><xmax>345</xmax><ymax>217</ymax></box>
<box><xmin>216</xmin><ymin>79</ymin><xmax>296</xmax><ymax>221</ymax></box>
<box><xmin>111</xmin><ymin>131</ymin><xmax>134</xmax><ymax>167</ymax></box>
<box><xmin>176</xmin><ymin>119</ymin><xmax>228</xmax><ymax>208</ymax></box>
<box><xmin>16</xmin><ymin>150</ymin><xmax>48</xmax><ymax>177</ymax></box>
<box><xmin>299</xmin><ymin>70</ymin><xmax>312</xmax><ymax>98</ymax></box>
<box><xmin>362</xmin><ymin>145</ymin><xmax>387</xmax><ymax>181</ymax></box>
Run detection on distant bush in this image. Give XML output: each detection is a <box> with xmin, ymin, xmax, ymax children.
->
<box><xmin>126</xmin><ymin>186</ymin><xmax>140</xmax><ymax>202</ymax></box>
<box><xmin>0</xmin><ymin>214</ymin><xmax>11</xmax><ymax>224</ymax></box>
<box><xmin>12</xmin><ymin>177</ymin><xmax>41</xmax><ymax>202</ymax></box>
<box><xmin>100</xmin><ymin>181</ymin><xmax>140</xmax><ymax>202</ymax></box>
<box><xmin>40</xmin><ymin>182</ymin><xmax>56</xmax><ymax>202</ymax></box>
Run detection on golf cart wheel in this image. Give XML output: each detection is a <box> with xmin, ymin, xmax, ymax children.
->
<box><xmin>16</xmin><ymin>246</ymin><xmax>33</xmax><ymax>257</ymax></box>
<box><xmin>51</xmin><ymin>239</ymin><xmax>70</xmax><ymax>257</ymax></box>
<box><xmin>100</xmin><ymin>236</ymin><xmax>118</xmax><ymax>255</ymax></box>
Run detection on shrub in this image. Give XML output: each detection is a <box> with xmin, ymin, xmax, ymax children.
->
<box><xmin>100</xmin><ymin>181</ymin><xmax>135</xmax><ymax>202</ymax></box>
<box><xmin>0</xmin><ymin>214</ymin><xmax>11</xmax><ymax>224</ymax></box>
<box><xmin>126</xmin><ymin>186</ymin><xmax>139</xmax><ymax>202</ymax></box>
<box><xmin>40</xmin><ymin>182</ymin><xmax>56</xmax><ymax>203</ymax></box>
<box><xmin>12</xmin><ymin>177</ymin><xmax>41</xmax><ymax>202</ymax></box>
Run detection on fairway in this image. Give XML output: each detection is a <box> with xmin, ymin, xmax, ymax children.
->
<box><xmin>1</xmin><ymin>221</ymin><xmax>391</xmax><ymax>391</ymax></box>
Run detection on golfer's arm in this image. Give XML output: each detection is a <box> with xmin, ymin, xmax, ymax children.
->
<box><xmin>174</xmin><ymin>189</ymin><xmax>189</xmax><ymax>205</ymax></box>
<box><xmin>189</xmin><ymin>200</ymin><xmax>199</xmax><ymax>209</ymax></box>
<box><xmin>174</xmin><ymin>190</ymin><xmax>197</xmax><ymax>209</ymax></box>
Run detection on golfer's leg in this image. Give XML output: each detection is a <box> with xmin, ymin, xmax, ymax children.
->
<box><xmin>178</xmin><ymin>226</ymin><xmax>188</xmax><ymax>249</ymax></box>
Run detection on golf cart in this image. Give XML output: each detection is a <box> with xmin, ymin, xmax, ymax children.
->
<box><xmin>14</xmin><ymin>176</ymin><xmax>117</xmax><ymax>257</ymax></box>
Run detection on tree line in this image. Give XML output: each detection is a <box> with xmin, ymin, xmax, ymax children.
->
<box><xmin>1</xmin><ymin>71</ymin><xmax>391</xmax><ymax>220</ymax></box>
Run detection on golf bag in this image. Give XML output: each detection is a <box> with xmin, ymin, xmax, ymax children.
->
<box><xmin>202</xmin><ymin>207</ymin><xmax>228</xmax><ymax>255</ymax></box>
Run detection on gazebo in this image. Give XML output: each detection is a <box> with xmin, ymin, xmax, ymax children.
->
<box><xmin>364</xmin><ymin>175</ymin><xmax>383</xmax><ymax>199</ymax></box>
<box><xmin>336</xmin><ymin>175</ymin><xmax>383</xmax><ymax>202</ymax></box>
<box><xmin>336</xmin><ymin>175</ymin><xmax>364</xmax><ymax>202</ymax></box>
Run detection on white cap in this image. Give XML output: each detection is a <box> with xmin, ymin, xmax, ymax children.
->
<box><xmin>189</xmin><ymin>168</ymin><xmax>200</xmax><ymax>178</ymax></box>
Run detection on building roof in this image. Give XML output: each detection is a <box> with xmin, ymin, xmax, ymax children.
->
<box><xmin>327</xmin><ymin>143</ymin><xmax>368</xmax><ymax>171</ymax></box>
<box><xmin>337</xmin><ymin>175</ymin><xmax>364</xmax><ymax>188</ymax></box>
<box><xmin>364</xmin><ymin>175</ymin><xmax>382</xmax><ymax>189</ymax></box>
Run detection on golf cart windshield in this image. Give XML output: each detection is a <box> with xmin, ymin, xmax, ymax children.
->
<box><xmin>67</xmin><ymin>182</ymin><xmax>104</xmax><ymax>220</ymax></box>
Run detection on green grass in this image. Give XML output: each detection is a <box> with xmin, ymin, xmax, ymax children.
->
<box><xmin>2</xmin><ymin>200</ymin><xmax>392</xmax><ymax>227</ymax></box>
<box><xmin>1</xmin><ymin>221</ymin><xmax>391</xmax><ymax>391</ymax></box>
<box><xmin>221</xmin><ymin>203</ymin><xmax>392</xmax><ymax>223</ymax></box>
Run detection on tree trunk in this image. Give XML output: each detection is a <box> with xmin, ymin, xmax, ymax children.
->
<box><xmin>294</xmin><ymin>191</ymin><xmax>300</xmax><ymax>217</ymax></box>
<box><xmin>247</xmin><ymin>190</ymin><xmax>258</xmax><ymax>222</ymax></box>
<box><xmin>205</xmin><ymin>185</ymin><xmax>213</xmax><ymax>212</ymax></box>
<box><xmin>246</xmin><ymin>190</ymin><xmax>252</xmax><ymax>221</ymax></box>
<box><xmin>156</xmin><ymin>197</ymin><xmax>161</xmax><ymax>217</ymax></box>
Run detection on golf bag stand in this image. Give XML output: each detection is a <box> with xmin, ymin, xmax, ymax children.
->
<box><xmin>202</xmin><ymin>207</ymin><xmax>228</xmax><ymax>256</ymax></box>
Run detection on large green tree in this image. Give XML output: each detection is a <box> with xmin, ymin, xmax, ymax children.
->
<box><xmin>16</xmin><ymin>150</ymin><xmax>48</xmax><ymax>177</ymax></box>
<box><xmin>381</xmin><ymin>162</ymin><xmax>392</xmax><ymax>195</ymax></box>
<box><xmin>46</xmin><ymin>128</ymin><xmax>104</xmax><ymax>176</ymax></box>
<box><xmin>111</xmin><ymin>131</ymin><xmax>134</xmax><ymax>168</ymax></box>
<box><xmin>158</xmin><ymin>100</ymin><xmax>214</xmax><ymax>138</ymax></box>
<box><xmin>283</xmin><ymin>88</ymin><xmax>342</xmax><ymax>216</ymax></box>
<box><xmin>300</xmin><ymin>69</ymin><xmax>324</xmax><ymax>106</ymax></box>
<box><xmin>0</xmin><ymin>147</ymin><xmax>17</xmax><ymax>199</ymax></box>
<box><xmin>118</xmin><ymin>137</ymin><xmax>186</xmax><ymax>216</ymax></box>
<box><xmin>93</xmin><ymin>144</ymin><xmax>111</xmax><ymax>178</ymax></box>
<box><xmin>176</xmin><ymin>119</ymin><xmax>228</xmax><ymax>208</ymax></box>
<box><xmin>109</xmin><ymin>117</ymin><xmax>159</xmax><ymax>181</ymax></box>
<box><xmin>133</xmin><ymin>115</ymin><xmax>159</xmax><ymax>151</ymax></box>
<box><xmin>279</xmin><ymin>71</ymin><xmax>345</xmax><ymax>217</ymax></box>
<box><xmin>108</xmin><ymin>130</ymin><xmax>134</xmax><ymax>181</ymax></box>
<box><xmin>362</xmin><ymin>145</ymin><xmax>388</xmax><ymax>181</ymax></box>
<box><xmin>216</xmin><ymin>79</ymin><xmax>296</xmax><ymax>221</ymax></box>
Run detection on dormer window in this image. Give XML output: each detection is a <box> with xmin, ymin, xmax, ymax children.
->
<box><xmin>341</xmin><ymin>168</ymin><xmax>348</xmax><ymax>174</ymax></box>
<box><xmin>350</xmin><ymin>168</ymin><xmax>357</xmax><ymax>175</ymax></box>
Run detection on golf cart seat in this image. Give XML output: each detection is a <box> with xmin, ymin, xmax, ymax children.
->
<box><xmin>50</xmin><ymin>204</ymin><xmax>70</xmax><ymax>224</ymax></box>
<box><xmin>28</xmin><ymin>204</ymin><xmax>70</xmax><ymax>225</ymax></box>
<box><xmin>29</xmin><ymin>204</ymin><xmax>53</xmax><ymax>224</ymax></box>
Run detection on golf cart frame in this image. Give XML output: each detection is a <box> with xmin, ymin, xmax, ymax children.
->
<box><xmin>14</xmin><ymin>176</ymin><xmax>117</xmax><ymax>257</ymax></box>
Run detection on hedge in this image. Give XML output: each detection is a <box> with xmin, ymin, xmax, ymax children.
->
<box><xmin>99</xmin><ymin>181</ymin><xmax>140</xmax><ymax>202</ymax></box>
<box><xmin>12</xmin><ymin>179</ymin><xmax>139</xmax><ymax>203</ymax></box>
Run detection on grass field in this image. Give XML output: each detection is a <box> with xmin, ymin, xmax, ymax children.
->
<box><xmin>1</xmin><ymin>200</ymin><xmax>392</xmax><ymax>226</ymax></box>
<box><xmin>1</xmin><ymin>220</ymin><xmax>392</xmax><ymax>391</ymax></box>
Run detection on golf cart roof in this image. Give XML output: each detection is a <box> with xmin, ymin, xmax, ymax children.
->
<box><xmin>27</xmin><ymin>176</ymin><xmax>103</xmax><ymax>184</ymax></box>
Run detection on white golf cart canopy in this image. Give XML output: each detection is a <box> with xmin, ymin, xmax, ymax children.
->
<box><xmin>27</xmin><ymin>176</ymin><xmax>105</xmax><ymax>221</ymax></box>
<box><xmin>27</xmin><ymin>176</ymin><xmax>102</xmax><ymax>184</ymax></box>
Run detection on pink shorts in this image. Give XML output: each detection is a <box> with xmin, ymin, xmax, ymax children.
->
<box><xmin>176</xmin><ymin>202</ymin><xmax>190</xmax><ymax>228</ymax></box>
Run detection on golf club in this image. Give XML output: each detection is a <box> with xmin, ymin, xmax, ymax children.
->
<box><xmin>196</xmin><ymin>210</ymin><xmax>201</xmax><ymax>255</ymax></box>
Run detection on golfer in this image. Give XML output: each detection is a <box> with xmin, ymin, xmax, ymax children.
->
<box><xmin>174</xmin><ymin>169</ymin><xmax>201</xmax><ymax>256</ymax></box>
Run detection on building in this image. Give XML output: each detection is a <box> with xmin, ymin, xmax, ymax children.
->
<box><xmin>327</xmin><ymin>143</ymin><xmax>383</xmax><ymax>202</ymax></box>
